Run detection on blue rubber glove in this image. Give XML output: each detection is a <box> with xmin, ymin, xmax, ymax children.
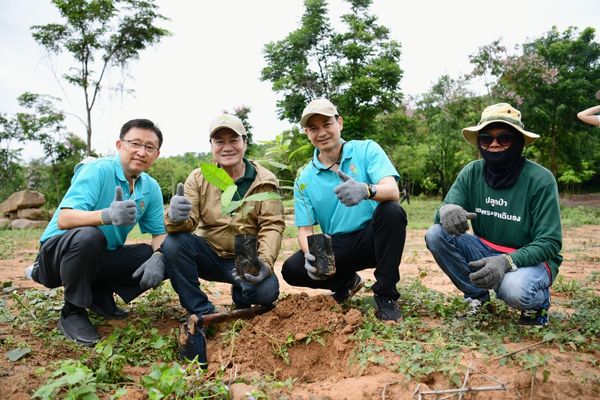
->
<box><xmin>101</xmin><ymin>186</ymin><xmax>137</xmax><ymax>226</ymax></box>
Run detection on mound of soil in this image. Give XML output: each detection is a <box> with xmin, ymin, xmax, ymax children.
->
<box><xmin>208</xmin><ymin>293</ymin><xmax>363</xmax><ymax>382</ymax></box>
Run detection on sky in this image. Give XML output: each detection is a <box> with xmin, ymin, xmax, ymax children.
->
<box><xmin>1</xmin><ymin>0</ymin><xmax>598</xmax><ymax>160</ymax></box>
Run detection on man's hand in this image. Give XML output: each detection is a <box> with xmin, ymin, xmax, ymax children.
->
<box><xmin>468</xmin><ymin>255</ymin><xmax>511</xmax><ymax>289</ymax></box>
<box><xmin>169</xmin><ymin>183</ymin><xmax>192</xmax><ymax>222</ymax></box>
<box><xmin>101</xmin><ymin>186</ymin><xmax>137</xmax><ymax>226</ymax></box>
<box><xmin>304</xmin><ymin>252</ymin><xmax>326</xmax><ymax>280</ymax></box>
<box><xmin>439</xmin><ymin>204</ymin><xmax>477</xmax><ymax>235</ymax></box>
<box><xmin>334</xmin><ymin>170</ymin><xmax>369</xmax><ymax>206</ymax></box>
<box><xmin>233</xmin><ymin>259</ymin><xmax>272</xmax><ymax>285</ymax></box>
<box><xmin>132</xmin><ymin>252</ymin><xmax>166</xmax><ymax>290</ymax></box>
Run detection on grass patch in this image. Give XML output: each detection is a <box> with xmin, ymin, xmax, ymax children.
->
<box><xmin>560</xmin><ymin>205</ymin><xmax>600</xmax><ymax>228</ymax></box>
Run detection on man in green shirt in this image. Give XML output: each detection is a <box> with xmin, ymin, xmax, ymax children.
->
<box><xmin>425</xmin><ymin>103</ymin><xmax>562</xmax><ymax>326</ymax></box>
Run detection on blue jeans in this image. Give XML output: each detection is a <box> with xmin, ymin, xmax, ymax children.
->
<box><xmin>162</xmin><ymin>233</ymin><xmax>279</xmax><ymax>315</ymax></box>
<box><xmin>424</xmin><ymin>224</ymin><xmax>551</xmax><ymax>310</ymax></box>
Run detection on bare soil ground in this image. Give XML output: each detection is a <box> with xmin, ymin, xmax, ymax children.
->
<box><xmin>1</xmin><ymin>195</ymin><xmax>599</xmax><ymax>399</ymax></box>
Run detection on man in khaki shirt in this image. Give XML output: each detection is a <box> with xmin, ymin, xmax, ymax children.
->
<box><xmin>161</xmin><ymin>114</ymin><xmax>284</xmax><ymax>315</ymax></box>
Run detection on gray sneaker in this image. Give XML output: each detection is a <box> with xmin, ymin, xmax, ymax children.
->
<box><xmin>24</xmin><ymin>262</ymin><xmax>38</xmax><ymax>280</ymax></box>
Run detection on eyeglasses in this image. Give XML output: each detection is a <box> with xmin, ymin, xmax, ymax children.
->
<box><xmin>122</xmin><ymin>139</ymin><xmax>159</xmax><ymax>154</ymax></box>
<box><xmin>478</xmin><ymin>132</ymin><xmax>513</xmax><ymax>148</ymax></box>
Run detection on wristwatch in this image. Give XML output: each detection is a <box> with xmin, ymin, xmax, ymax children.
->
<box><xmin>504</xmin><ymin>254</ymin><xmax>518</xmax><ymax>272</ymax></box>
<box><xmin>367</xmin><ymin>184</ymin><xmax>377</xmax><ymax>199</ymax></box>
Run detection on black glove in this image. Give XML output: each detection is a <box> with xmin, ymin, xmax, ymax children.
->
<box><xmin>233</xmin><ymin>259</ymin><xmax>272</xmax><ymax>285</ymax></box>
<box><xmin>168</xmin><ymin>183</ymin><xmax>192</xmax><ymax>222</ymax></box>
<box><xmin>468</xmin><ymin>255</ymin><xmax>511</xmax><ymax>289</ymax></box>
<box><xmin>334</xmin><ymin>170</ymin><xmax>369</xmax><ymax>206</ymax></box>
<box><xmin>439</xmin><ymin>204</ymin><xmax>477</xmax><ymax>235</ymax></box>
<box><xmin>132</xmin><ymin>252</ymin><xmax>165</xmax><ymax>290</ymax></box>
<box><xmin>101</xmin><ymin>186</ymin><xmax>137</xmax><ymax>226</ymax></box>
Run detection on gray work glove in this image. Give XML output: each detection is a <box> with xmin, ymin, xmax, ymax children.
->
<box><xmin>304</xmin><ymin>252</ymin><xmax>326</xmax><ymax>280</ymax></box>
<box><xmin>168</xmin><ymin>183</ymin><xmax>192</xmax><ymax>222</ymax></box>
<box><xmin>468</xmin><ymin>255</ymin><xmax>511</xmax><ymax>290</ymax></box>
<box><xmin>334</xmin><ymin>170</ymin><xmax>369</xmax><ymax>207</ymax></box>
<box><xmin>439</xmin><ymin>204</ymin><xmax>477</xmax><ymax>236</ymax></box>
<box><xmin>233</xmin><ymin>259</ymin><xmax>272</xmax><ymax>285</ymax></box>
<box><xmin>101</xmin><ymin>186</ymin><xmax>137</xmax><ymax>226</ymax></box>
<box><xmin>132</xmin><ymin>252</ymin><xmax>166</xmax><ymax>290</ymax></box>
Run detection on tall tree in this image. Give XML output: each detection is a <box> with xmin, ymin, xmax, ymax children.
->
<box><xmin>261</xmin><ymin>0</ymin><xmax>403</xmax><ymax>139</ymax></box>
<box><xmin>415</xmin><ymin>75</ymin><xmax>481</xmax><ymax>197</ymax></box>
<box><xmin>470</xmin><ymin>27</ymin><xmax>600</xmax><ymax>178</ymax></box>
<box><xmin>31</xmin><ymin>0</ymin><xmax>170</xmax><ymax>155</ymax></box>
<box><xmin>0</xmin><ymin>113</ymin><xmax>26</xmax><ymax>201</ymax></box>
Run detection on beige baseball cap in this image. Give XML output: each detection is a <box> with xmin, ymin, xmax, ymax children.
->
<box><xmin>300</xmin><ymin>98</ymin><xmax>339</xmax><ymax>127</ymax></box>
<box><xmin>208</xmin><ymin>113</ymin><xmax>247</xmax><ymax>138</ymax></box>
<box><xmin>462</xmin><ymin>103</ymin><xmax>540</xmax><ymax>146</ymax></box>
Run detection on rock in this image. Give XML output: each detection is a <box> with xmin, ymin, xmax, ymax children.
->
<box><xmin>0</xmin><ymin>190</ymin><xmax>46</xmax><ymax>214</ymax></box>
<box><xmin>10</xmin><ymin>219</ymin><xmax>48</xmax><ymax>230</ymax></box>
<box><xmin>229</xmin><ymin>383</ymin><xmax>257</xmax><ymax>400</ymax></box>
<box><xmin>17</xmin><ymin>208</ymin><xmax>49</xmax><ymax>221</ymax></box>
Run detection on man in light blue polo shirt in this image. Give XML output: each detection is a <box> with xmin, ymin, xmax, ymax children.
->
<box><xmin>281</xmin><ymin>99</ymin><xmax>408</xmax><ymax>321</ymax></box>
<box><xmin>29</xmin><ymin>119</ymin><xmax>167</xmax><ymax>346</ymax></box>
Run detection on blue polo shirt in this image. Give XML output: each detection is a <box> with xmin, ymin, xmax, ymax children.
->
<box><xmin>40</xmin><ymin>155</ymin><xmax>166</xmax><ymax>251</ymax></box>
<box><xmin>294</xmin><ymin>139</ymin><xmax>399</xmax><ymax>235</ymax></box>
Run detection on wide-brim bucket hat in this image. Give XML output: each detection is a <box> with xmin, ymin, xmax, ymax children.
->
<box><xmin>462</xmin><ymin>103</ymin><xmax>540</xmax><ymax>146</ymax></box>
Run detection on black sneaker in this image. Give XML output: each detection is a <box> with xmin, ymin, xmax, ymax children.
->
<box><xmin>518</xmin><ymin>308</ymin><xmax>549</xmax><ymax>327</ymax></box>
<box><xmin>89</xmin><ymin>302</ymin><xmax>129</xmax><ymax>320</ymax></box>
<box><xmin>374</xmin><ymin>295</ymin><xmax>402</xmax><ymax>321</ymax></box>
<box><xmin>89</xmin><ymin>292</ymin><xmax>129</xmax><ymax>320</ymax></box>
<box><xmin>58</xmin><ymin>310</ymin><xmax>100</xmax><ymax>346</ymax></box>
<box><xmin>332</xmin><ymin>273</ymin><xmax>364</xmax><ymax>303</ymax></box>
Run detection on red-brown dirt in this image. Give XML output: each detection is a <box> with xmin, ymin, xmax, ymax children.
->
<box><xmin>1</xmin><ymin>196</ymin><xmax>599</xmax><ymax>399</ymax></box>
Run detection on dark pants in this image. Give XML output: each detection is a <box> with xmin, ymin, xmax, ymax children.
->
<box><xmin>161</xmin><ymin>233</ymin><xmax>279</xmax><ymax>315</ymax></box>
<box><xmin>282</xmin><ymin>201</ymin><xmax>407</xmax><ymax>300</ymax></box>
<box><xmin>32</xmin><ymin>226</ymin><xmax>153</xmax><ymax>308</ymax></box>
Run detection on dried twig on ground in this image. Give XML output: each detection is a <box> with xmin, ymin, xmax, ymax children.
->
<box><xmin>491</xmin><ymin>339</ymin><xmax>552</xmax><ymax>362</ymax></box>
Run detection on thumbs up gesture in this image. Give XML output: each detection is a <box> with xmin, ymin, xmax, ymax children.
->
<box><xmin>168</xmin><ymin>183</ymin><xmax>192</xmax><ymax>223</ymax></box>
<box><xmin>334</xmin><ymin>170</ymin><xmax>369</xmax><ymax>207</ymax></box>
<box><xmin>101</xmin><ymin>186</ymin><xmax>137</xmax><ymax>226</ymax></box>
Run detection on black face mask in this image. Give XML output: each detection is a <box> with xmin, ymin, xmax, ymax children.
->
<box><xmin>478</xmin><ymin>131</ymin><xmax>526</xmax><ymax>189</ymax></box>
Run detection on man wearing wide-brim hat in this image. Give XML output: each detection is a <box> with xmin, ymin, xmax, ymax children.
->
<box><xmin>425</xmin><ymin>103</ymin><xmax>562</xmax><ymax>326</ymax></box>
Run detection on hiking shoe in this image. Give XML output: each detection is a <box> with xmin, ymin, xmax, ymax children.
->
<box><xmin>465</xmin><ymin>297</ymin><xmax>483</xmax><ymax>316</ymax></box>
<box><xmin>374</xmin><ymin>295</ymin><xmax>402</xmax><ymax>321</ymax></box>
<box><xmin>58</xmin><ymin>310</ymin><xmax>100</xmax><ymax>346</ymax></box>
<box><xmin>518</xmin><ymin>308</ymin><xmax>549</xmax><ymax>327</ymax></box>
<box><xmin>332</xmin><ymin>273</ymin><xmax>363</xmax><ymax>303</ymax></box>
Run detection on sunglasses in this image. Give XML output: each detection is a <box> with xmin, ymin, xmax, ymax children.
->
<box><xmin>478</xmin><ymin>132</ymin><xmax>513</xmax><ymax>148</ymax></box>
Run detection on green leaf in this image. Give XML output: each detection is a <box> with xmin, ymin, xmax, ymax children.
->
<box><xmin>221</xmin><ymin>186</ymin><xmax>240</xmax><ymax>215</ymax></box>
<box><xmin>6</xmin><ymin>347</ymin><xmax>31</xmax><ymax>361</ymax></box>
<box><xmin>265</xmin><ymin>160</ymin><xmax>290</xmax><ymax>170</ymax></box>
<box><xmin>223</xmin><ymin>200</ymin><xmax>243</xmax><ymax>215</ymax></box>
<box><xmin>244</xmin><ymin>192</ymin><xmax>281</xmax><ymax>202</ymax></box>
<box><xmin>200</xmin><ymin>163</ymin><xmax>235</xmax><ymax>190</ymax></box>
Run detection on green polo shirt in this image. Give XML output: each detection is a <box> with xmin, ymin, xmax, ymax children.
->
<box><xmin>234</xmin><ymin>158</ymin><xmax>256</xmax><ymax>200</ymax></box>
